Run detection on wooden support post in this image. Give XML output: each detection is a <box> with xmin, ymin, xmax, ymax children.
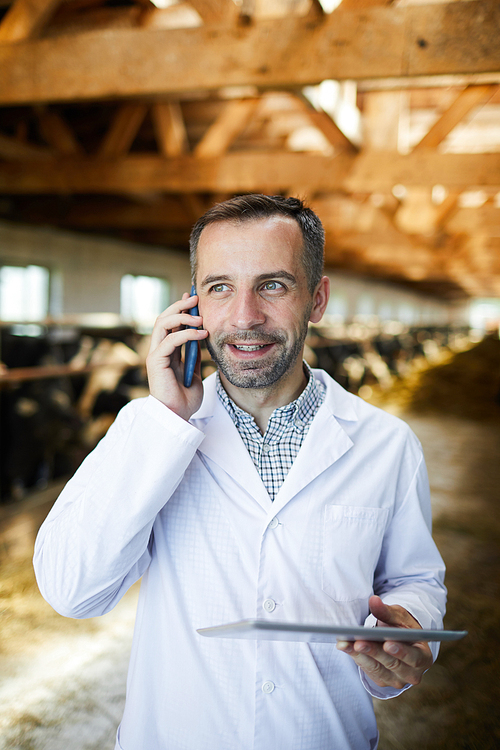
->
<box><xmin>152</xmin><ymin>102</ymin><xmax>189</xmax><ymax>157</ymax></box>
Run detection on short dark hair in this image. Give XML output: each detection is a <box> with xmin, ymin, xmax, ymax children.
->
<box><xmin>189</xmin><ymin>194</ymin><xmax>325</xmax><ymax>293</ymax></box>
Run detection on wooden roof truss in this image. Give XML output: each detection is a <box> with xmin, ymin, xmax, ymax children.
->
<box><xmin>0</xmin><ymin>0</ymin><xmax>499</xmax><ymax>300</ymax></box>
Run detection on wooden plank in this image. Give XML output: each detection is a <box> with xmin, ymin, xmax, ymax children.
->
<box><xmin>0</xmin><ymin>0</ymin><xmax>61</xmax><ymax>43</ymax></box>
<box><xmin>98</xmin><ymin>102</ymin><xmax>149</xmax><ymax>158</ymax></box>
<box><xmin>413</xmin><ymin>84</ymin><xmax>498</xmax><ymax>150</ymax></box>
<box><xmin>344</xmin><ymin>150</ymin><xmax>500</xmax><ymax>192</ymax></box>
<box><xmin>2</xmin><ymin>151</ymin><xmax>500</xmax><ymax>194</ymax></box>
<box><xmin>0</xmin><ymin>2</ymin><xmax>498</xmax><ymax>105</ymax></box>
<box><xmin>35</xmin><ymin>106</ymin><xmax>84</xmax><ymax>156</ymax></box>
<box><xmin>339</xmin><ymin>0</ymin><xmax>392</xmax><ymax>8</ymax></box>
<box><xmin>194</xmin><ymin>99</ymin><xmax>260</xmax><ymax>157</ymax></box>
<box><xmin>305</xmin><ymin>0</ymin><xmax>325</xmax><ymax>20</ymax></box>
<box><xmin>0</xmin><ymin>152</ymin><xmax>356</xmax><ymax>193</ymax></box>
<box><xmin>152</xmin><ymin>102</ymin><xmax>189</xmax><ymax>157</ymax></box>
<box><xmin>0</xmin><ymin>132</ymin><xmax>52</xmax><ymax>160</ymax></box>
<box><xmin>363</xmin><ymin>91</ymin><xmax>407</xmax><ymax>150</ymax></box>
<box><xmin>295</xmin><ymin>95</ymin><xmax>358</xmax><ymax>152</ymax></box>
<box><xmin>188</xmin><ymin>0</ymin><xmax>238</xmax><ymax>24</ymax></box>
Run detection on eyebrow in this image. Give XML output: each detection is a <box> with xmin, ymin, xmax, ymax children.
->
<box><xmin>200</xmin><ymin>270</ymin><xmax>298</xmax><ymax>288</ymax></box>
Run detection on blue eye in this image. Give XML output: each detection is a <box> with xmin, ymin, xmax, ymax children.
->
<box><xmin>211</xmin><ymin>284</ymin><xmax>229</xmax><ymax>293</ymax></box>
<box><xmin>263</xmin><ymin>281</ymin><xmax>282</xmax><ymax>291</ymax></box>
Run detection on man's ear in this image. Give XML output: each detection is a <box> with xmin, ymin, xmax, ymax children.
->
<box><xmin>309</xmin><ymin>276</ymin><xmax>330</xmax><ymax>324</ymax></box>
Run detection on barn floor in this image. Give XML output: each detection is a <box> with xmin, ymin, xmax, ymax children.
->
<box><xmin>1</xmin><ymin>340</ymin><xmax>500</xmax><ymax>750</ymax></box>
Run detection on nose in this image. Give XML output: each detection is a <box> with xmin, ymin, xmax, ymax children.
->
<box><xmin>230</xmin><ymin>289</ymin><xmax>266</xmax><ymax>330</ymax></box>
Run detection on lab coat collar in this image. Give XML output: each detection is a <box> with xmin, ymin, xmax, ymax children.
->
<box><xmin>192</xmin><ymin>376</ymin><xmax>271</xmax><ymax>509</ymax></box>
<box><xmin>193</xmin><ymin>369</ymin><xmax>359</xmax><ymax>423</ymax></box>
<box><xmin>192</xmin><ymin>369</ymin><xmax>358</xmax><ymax>513</ymax></box>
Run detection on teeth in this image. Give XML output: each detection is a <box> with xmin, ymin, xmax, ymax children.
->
<box><xmin>234</xmin><ymin>344</ymin><xmax>266</xmax><ymax>351</ymax></box>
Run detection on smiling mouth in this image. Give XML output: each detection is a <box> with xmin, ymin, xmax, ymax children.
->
<box><xmin>232</xmin><ymin>344</ymin><xmax>270</xmax><ymax>351</ymax></box>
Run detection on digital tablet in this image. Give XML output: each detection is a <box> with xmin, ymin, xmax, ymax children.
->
<box><xmin>197</xmin><ymin>619</ymin><xmax>467</xmax><ymax>643</ymax></box>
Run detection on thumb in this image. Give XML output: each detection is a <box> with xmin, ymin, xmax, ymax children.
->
<box><xmin>369</xmin><ymin>595</ymin><xmax>399</xmax><ymax>627</ymax></box>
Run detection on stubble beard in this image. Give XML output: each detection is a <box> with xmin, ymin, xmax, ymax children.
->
<box><xmin>206</xmin><ymin>311</ymin><xmax>311</xmax><ymax>389</ymax></box>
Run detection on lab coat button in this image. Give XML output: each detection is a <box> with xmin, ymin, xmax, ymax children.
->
<box><xmin>263</xmin><ymin>598</ymin><xmax>276</xmax><ymax>612</ymax></box>
<box><xmin>269</xmin><ymin>517</ymin><xmax>279</xmax><ymax>529</ymax></box>
<box><xmin>262</xmin><ymin>681</ymin><xmax>275</xmax><ymax>694</ymax></box>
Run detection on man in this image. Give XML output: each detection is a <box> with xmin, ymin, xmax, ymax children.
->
<box><xmin>34</xmin><ymin>195</ymin><xmax>446</xmax><ymax>750</ymax></box>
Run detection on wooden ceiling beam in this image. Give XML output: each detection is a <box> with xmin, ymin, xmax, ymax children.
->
<box><xmin>0</xmin><ymin>0</ymin><xmax>62</xmax><ymax>43</ymax></box>
<box><xmin>35</xmin><ymin>105</ymin><xmax>84</xmax><ymax>156</ymax></box>
<box><xmin>0</xmin><ymin>152</ymin><xmax>356</xmax><ymax>193</ymax></box>
<box><xmin>413</xmin><ymin>84</ymin><xmax>499</xmax><ymax>151</ymax></box>
<box><xmin>187</xmin><ymin>0</ymin><xmax>239</xmax><ymax>25</ymax></box>
<box><xmin>295</xmin><ymin>95</ymin><xmax>358</xmax><ymax>152</ymax></box>
<box><xmin>0</xmin><ymin>131</ymin><xmax>52</xmax><ymax>160</ymax></box>
<box><xmin>0</xmin><ymin>2</ymin><xmax>498</xmax><ymax>105</ymax></box>
<box><xmin>1</xmin><ymin>151</ymin><xmax>500</xmax><ymax>193</ymax></box>
<box><xmin>193</xmin><ymin>98</ymin><xmax>260</xmax><ymax>157</ymax></box>
<box><xmin>152</xmin><ymin>102</ymin><xmax>189</xmax><ymax>157</ymax></box>
<box><xmin>345</xmin><ymin>150</ymin><xmax>500</xmax><ymax>192</ymax></box>
<box><xmin>339</xmin><ymin>0</ymin><xmax>394</xmax><ymax>8</ymax></box>
<box><xmin>98</xmin><ymin>102</ymin><xmax>149</xmax><ymax>158</ymax></box>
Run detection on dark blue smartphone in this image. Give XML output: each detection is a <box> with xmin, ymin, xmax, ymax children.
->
<box><xmin>183</xmin><ymin>285</ymin><xmax>199</xmax><ymax>388</ymax></box>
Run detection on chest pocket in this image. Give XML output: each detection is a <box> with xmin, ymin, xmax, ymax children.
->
<box><xmin>322</xmin><ymin>504</ymin><xmax>389</xmax><ymax>602</ymax></box>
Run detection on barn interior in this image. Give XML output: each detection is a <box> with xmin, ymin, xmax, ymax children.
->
<box><xmin>0</xmin><ymin>0</ymin><xmax>499</xmax><ymax>748</ymax></box>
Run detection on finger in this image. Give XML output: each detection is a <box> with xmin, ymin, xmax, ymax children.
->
<box><xmin>383</xmin><ymin>640</ymin><xmax>433</xmax><ymax>671</ymax></box>
<box><xmin>353</xmin><ymin>636</ymin><xmax>431</xmax><ymax>672</ymax></box>
<box><xmin>369</xmin><ymin>595</ymin><xmax>401</xmax><ymax>626</ymax></box>
<box><xmin>336</xmin><ymin>642</ymin><xmax>410</xmax><ymax>689</ymax></box>
<box><xmin>369</xmin><ymin>596</ymin><xmax>421</xmax><ymax>631</ymax></box>
<box><xmin>151</xmin><ymin>327</ymin><xmax>207</xmax><ymax>362</ymax></box>
<box><xmin>149</xmin><ymin>310</ymin><xmax>203</xmax><ymax>352</ymax></box>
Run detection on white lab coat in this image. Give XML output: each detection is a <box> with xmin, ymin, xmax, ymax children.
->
<box><xmin>34</xmin><ymin>369</ymin><xmax>446</xmax><ymax>750</ymax></box>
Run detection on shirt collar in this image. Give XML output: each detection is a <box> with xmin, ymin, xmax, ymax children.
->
<box><xmin>215</xmin><ymin>362</ymin><xmax>325</xmax><ymax>431</ymax></box>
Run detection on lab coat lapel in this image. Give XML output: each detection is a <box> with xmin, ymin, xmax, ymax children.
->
<box><xmin>192</xmin><ymin>370</ymin><xmax>358</xmax><ymax>514</ymax></box>
<box><xmin>272</xmin><ymin>371</ymin><xmax>357</xmax><ymax>513</ymax></box>
<box><xmin>193</xmin><ymin>378</ymin><xmax>271</xmax><ymax>510</ymax></box>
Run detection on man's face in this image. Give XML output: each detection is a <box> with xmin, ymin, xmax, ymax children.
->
<box><xmin>195</xmin><ymin>216</ymin><xmax>316</xmax><ymax>390</ymax></box>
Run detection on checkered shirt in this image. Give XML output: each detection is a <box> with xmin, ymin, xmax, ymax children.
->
<box><xmin>216</xmin><ymin>363</ymin><xmax>325</xmax><ymax>501</ymax></box>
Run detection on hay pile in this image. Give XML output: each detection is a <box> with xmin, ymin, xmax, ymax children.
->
<box><xmin>368</xmin><ymin>336</ymin><xmax>500</xmax><ymax>421</ymax></box>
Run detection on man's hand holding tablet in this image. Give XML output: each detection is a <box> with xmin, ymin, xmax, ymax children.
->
<box><xmin>336</xmin><ymin>595</ymin><xmax>433</xmax><ymax>689</ymax></box>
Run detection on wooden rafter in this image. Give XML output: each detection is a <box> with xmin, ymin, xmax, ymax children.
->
<box><xmin>0</xmin><ymin>0</ymin><xmax>62</xmax><ymax>43</ymax></box>
<box><xmin>152</xmin><ymin>102</ymin><xmax>189</xmax><ymax>157</ymax></box>
<box><xmin>35</xmin><ymin>106</ymin><xmax>84</xmax><ymax>156</ymax></box>
<box><xmin>0</xmin><ymin>132</ymin><xmax>52</xmax><ymax>161</ymax></box>
<box><xmin>98</xmin><ymin>102</ymin><xmax>149</xmax><ymax>158</ymax></box>
<box><xmin>295</xmin><ymin>95</ymin><xmax>358</xmax><ymax>152</ymax></box>
<box><xmin>1</xmin><ymin>151</ymin><xmax>500</xmax><ymax>194</ymax></box>
<box><xmin>188</xmin><ymin>0</ymin><xmax>239</xmax><ymax>25</ymax></box>
<box><xmin>0</xmin><ymin>2</ymin><xmax>498</xmax><ymax>106</ymax></box>
<box><xmin>194</xmin><ymin>99</ymin><xmax>260</xmax><ymax>157</ymax></box>
<box><xmin>0</xmin><ymin>152</ymin><xmax>356</xmax><ymax>193</ymax></box>
<box><xmin>345</xmin><ymin>151</ymin><xmax>500</xmax><ymax>192</ymax></box>
<box><xmin>338</xmin><ymin>0</ymin><xmax>393</xmax><ymax>8</ymax></box>
<box><xmin>413</xmin><ymin>84</ymin><xmax>499</xmax><ymax>151</ymax></box>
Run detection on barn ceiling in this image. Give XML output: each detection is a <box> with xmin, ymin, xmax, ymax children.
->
<box><xmin>0</xmin><ymin>0</ymin><xmax>499</xmax><ymax>301</ymax></box>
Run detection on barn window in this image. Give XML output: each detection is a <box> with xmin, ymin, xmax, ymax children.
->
<box><xmin>120</xmin><ymin>274</ymin><xmax>170</xmax><ymax>332</ymax></box>
<box><xmin>0</xmin><ymin>264</ymin><xmax>50</xmax><ymax>322</ymax></box>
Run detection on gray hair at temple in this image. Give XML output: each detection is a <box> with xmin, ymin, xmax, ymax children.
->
<box><xmin>189</xmin><ymin>194</ymin><xmax>325</xmax><ymax>294</ymax></box>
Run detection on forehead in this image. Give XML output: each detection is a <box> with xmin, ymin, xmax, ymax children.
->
<box><xmin>196</xmin><ymin>216</ymin><xmax>304</xmax><ymax>277</ymax></box>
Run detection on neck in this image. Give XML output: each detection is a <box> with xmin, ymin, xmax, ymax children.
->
<box><xmin>219</xmin><ymin>359</ymin><xmax>308</xmax><ymax>434</ymax></box>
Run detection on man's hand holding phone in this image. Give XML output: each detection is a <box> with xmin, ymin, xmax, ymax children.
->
<box><xmin>146</xmin><ymin>290</ymin><xmax>208</xmax><ymax>422</ymax></box>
